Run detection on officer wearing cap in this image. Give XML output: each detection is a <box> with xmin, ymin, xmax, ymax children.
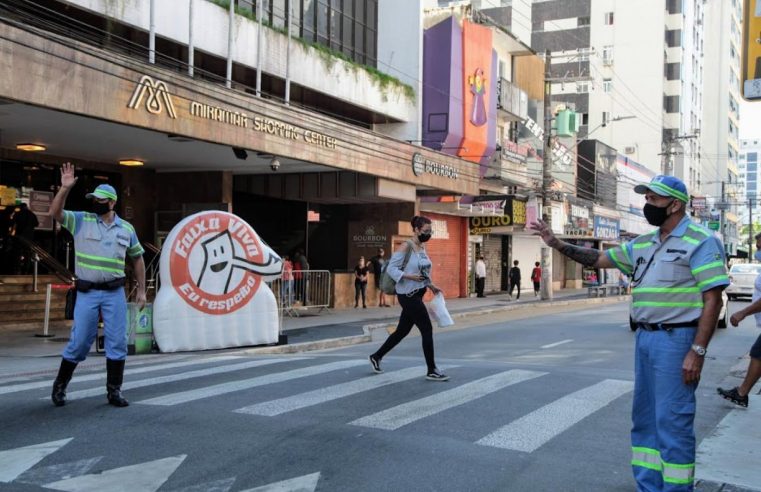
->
<box><xmin>531</xmin><ymin>175</ymin><xmax>728</xmax><ymax>491</ymax></box>
<box><xmin>48</xmin><ymin>162</ymin><xmax>146</xmax><ymax>408</ymax></box>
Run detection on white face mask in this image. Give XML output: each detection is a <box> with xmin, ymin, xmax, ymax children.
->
<box><xmin>755</xmin><ymin>250</ymin><xmax>761</xmax><ymax>262</ymax></box>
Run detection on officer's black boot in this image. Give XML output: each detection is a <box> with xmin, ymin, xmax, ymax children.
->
<box><xmin>106</xmin><ymin>358</ymin><xmax>129</xmax><ymax>407</ymax></box>
<box><xmin>51</xmin><ymin>358</ymin><xmax>78</xmax><ymax>407</ymax></box>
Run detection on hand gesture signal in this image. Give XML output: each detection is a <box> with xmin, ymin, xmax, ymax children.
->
<box><xmin>60</xmin><ymin>162</ymin><xmax>78</xmax><ymax>189</ymax></box>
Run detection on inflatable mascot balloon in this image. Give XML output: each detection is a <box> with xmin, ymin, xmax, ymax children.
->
<box><xmin>153</xmin><ymin>211</ymin><xmax>283</xmax><ymax>352</ymax></box>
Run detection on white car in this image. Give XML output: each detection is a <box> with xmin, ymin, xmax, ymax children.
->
<box><xmin>726</xmin><ymin>263</ymin><xmax>761</xmax><ymax>301</ymax></box>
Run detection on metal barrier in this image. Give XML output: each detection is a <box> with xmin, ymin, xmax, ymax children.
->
<box><xmin>268</xmin><ymin>270</ymin><xmax>332</xmax><ymax>317</ymax></box>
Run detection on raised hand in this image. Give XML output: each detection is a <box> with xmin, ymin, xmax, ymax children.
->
<box><xmin>60</xmin><ymin>162</ymin><xmax>78</xmax><ymax>189</ymax></box>
<box><xmin>528</xmin><ymin>219</ymin><xmax>558</xmax><ymax>248</ymax></box>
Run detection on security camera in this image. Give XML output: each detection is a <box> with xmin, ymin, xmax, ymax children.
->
<box><xmin>270</xmin><ymin>158</ymin><xmax>280</xmax><ymax>171</ymax></box>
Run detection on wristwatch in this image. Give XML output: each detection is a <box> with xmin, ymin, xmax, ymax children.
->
<box><xmin>691</xmin><ymin>344</ymin><xmax>707</xmax><ymax>357</ymax></box>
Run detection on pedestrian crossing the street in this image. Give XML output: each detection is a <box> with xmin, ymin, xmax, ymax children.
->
<box><xmin>0</xmin><ymin>355</ymin><xmax>633</xmax><ymax>457</ymax></box>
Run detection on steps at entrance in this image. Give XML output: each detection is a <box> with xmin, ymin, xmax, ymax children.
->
<box><xmin>0</xmin><ymin>276</ymin><xmax>72</xmax><ymax>330</ymax></box>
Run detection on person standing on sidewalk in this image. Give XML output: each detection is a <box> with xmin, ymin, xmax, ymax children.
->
<box><xmin>508</xmin><ymin>260</ymin><xmax>521</xmax><ymax>300</ymax></box>
<box><xmin>49</xmin><ymin>163</ymin><xmax>146</xmax><ymax>408</ymax></box>
<box><xmin>369</xmin><ymin>215</ymin><xmax>449</xmax><ymax>381</ymax></box>
<box><xmin>369</xmin><ymin>248</ymin><xmax>389</xmax><ymax>307</ymax></box>
<box><xmin>531</xmin><ymin>175</ymin><xmax>728</xmax><ymax>491</ymax></box>
<box><xmin>717</xmin><ymin>232</ymin><xmax>761</xmax><ymax>408</ymax></box>
<box><xmin>475</xmin><ymin>255</ymin><xmax>486</xmax><ymax>298</ymax></box>
<box><xmin>531</xmin><ymin>261</ymin><xmax>541</xmax><ymax>297</ymax></box>
<box><xmin>354</xmin><ymin>256</ymin><xmax>369</xmax><ymax>308</ymax></box>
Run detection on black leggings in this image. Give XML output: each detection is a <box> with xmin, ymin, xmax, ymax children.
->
<box><xmin>355</xmin><ymin>281</ymin><xmax>367</xmax><ymax>306</ymax></box>
<box><xmin>373</xmin><ymin>290</ymin><xmax>436</xmax><ymax>371</ymax></box>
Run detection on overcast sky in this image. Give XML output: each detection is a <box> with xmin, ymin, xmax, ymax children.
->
<box><xmin>740</xmin><ymin>100</ymin><xmax>761</xmax><ymax>139</ymax></box>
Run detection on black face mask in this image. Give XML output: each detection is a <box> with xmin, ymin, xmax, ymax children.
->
<box><xmin>418</xmin><ymin>232</ymin><xmax>432</xmax><ymax>243</ymax></box>
<box><xmin>643</xmin><ymin>201</ymin><xmax>674</xmax><ymax>226</ymax></box>
<box><xmin>92</xmin><ymin>201</ymin><xmax>111</xmax><ymax>216</ymax></box>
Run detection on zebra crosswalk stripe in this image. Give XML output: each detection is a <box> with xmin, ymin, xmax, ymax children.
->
<box><xmin>476</xmin><ymin>379</ymin><xmax>633</xmax><ymax>452</ymax></box>
<box><xmin>234</xmin><ymin>366</ymin><xmax>444</xmax><ymax>417</ymax></box>
<box><xmin>138</xmin><ymin>359</ymin><xmax>366</xmax><ymax>406</ymax></box>
<box><xmin>61</xmin><ymin>358</ymin><xmax>301</xmax><ymax>400</ymax></box>
<box><xmin>0</xmin><ymin>356</ymin><xmax>243</xmax><ymax>396</ymax></box>
<box><xmin>349</xmin><ymin>369</ymin><xmax>547</xmax><ymax>431</ymax></box>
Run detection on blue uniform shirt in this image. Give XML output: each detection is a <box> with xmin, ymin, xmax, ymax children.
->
<box><xmin>62</xmin><ymin>210</ymin><xmax>144</xmax><ymax>283</ymax></box>
<box><xmin>605</xmin><ymin>216</ymin><xmax>729</xmax><ymax>324</ymax></box>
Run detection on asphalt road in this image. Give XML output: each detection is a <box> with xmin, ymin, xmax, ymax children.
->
<box><xmin>0</xmin><ymin>301</ymin><xmax>755</xmax><ymax>492</ymax></box>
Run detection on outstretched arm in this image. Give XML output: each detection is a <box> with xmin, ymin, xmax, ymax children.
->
<box><xmin>529</xmin><ymin>219</ymin><xmax>614</xmax><ymax>268</ymax></box>
<box><xmin>50</xmin><ymin>162</ymin><xmax>77</xmax><ymax>223</ymax></box>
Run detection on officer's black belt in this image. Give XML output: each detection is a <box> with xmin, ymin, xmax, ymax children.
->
<box><xmin>636</xmin><ymin>320</ymin><xmax>700</xmax><ymax>331</ymax></box>
<box><xmin>75</xmin><ymin>277</ymin><xmax>126</xmax><ymax>292</ymax></box>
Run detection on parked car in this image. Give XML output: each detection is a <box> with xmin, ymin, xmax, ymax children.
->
<box><xmin>726</xmin><ymin>263</ymin><xmax>761</xmax><ymax>301</ymax></box>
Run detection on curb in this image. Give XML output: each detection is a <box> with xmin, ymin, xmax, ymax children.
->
<box><xmin>244</xmin><ymin>295</ymin><xmax>630</xmax><ymax>354</ymax></box>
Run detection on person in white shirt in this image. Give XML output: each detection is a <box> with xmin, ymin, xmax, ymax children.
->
<box><xmin>475</xmin><ymin>256</ymin><xmax>486</xmax><ymax>298</ymax></box>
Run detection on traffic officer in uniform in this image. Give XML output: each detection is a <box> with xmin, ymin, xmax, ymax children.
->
<box><xmin>531</xmin><ymin>175</ymin><xmax>728</xmax><ymax>491</ymax></box>
<box><xmin>49</xmin><ymin>162</ymin><xmax>146</xmax><ymax>407</ymax></box>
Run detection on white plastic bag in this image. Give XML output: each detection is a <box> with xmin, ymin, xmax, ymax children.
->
<box><xmin>427</xmin><ymin>292</ymin><xmax>454</xmax><ymax>327</ymax></box>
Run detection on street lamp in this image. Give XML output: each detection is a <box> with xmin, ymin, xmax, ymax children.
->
<box><xmin>578</xmin><ymin>115</ymin><xmax>637</xmax><ymax>141</ymax></box>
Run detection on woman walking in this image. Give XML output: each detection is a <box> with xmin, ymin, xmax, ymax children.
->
<box><xmin>368</xmin><ymin>216</ymin><xmax>449</xmax><ymax>381</ymax></box>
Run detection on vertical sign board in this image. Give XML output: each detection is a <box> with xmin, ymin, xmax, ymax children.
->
<box><xmin>743</xmin><ymin>0</ymin><xmax>761</xmax><ymax>99</ymax></box>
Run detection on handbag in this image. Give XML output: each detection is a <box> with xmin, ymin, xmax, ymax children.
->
<box><xmin>379</xmin><ymin>240</ymin><xmax>414</xmax><ymax>295</ymax></box>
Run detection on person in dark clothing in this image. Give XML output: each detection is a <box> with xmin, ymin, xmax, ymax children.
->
<box><xmin>369</xmin><ymin>248</ymin><xmax>389</xmax><ymax>307</ymax></box>
<box><xmin>9</xmin><ymin>203</ymin><xmax>39</xmax><ymax>274</ymax></box>
<box><xmin>508</xmin><ymin>260</ymin><xmax>521</xmax><ymax>300</ymax></box>
<box><xmin>354</xmin><ymin>256</ymin><xmax>369</xmax><ymax>308</ymax></box>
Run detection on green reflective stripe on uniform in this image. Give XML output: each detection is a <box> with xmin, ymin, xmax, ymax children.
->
<box><xmin>633</xmin><ymin>301</ymin><xmax>704</xmax><ymax>308</ymax></box>
<box><xmin>609</xmin><ymin>248</ymin><xmax>632</xmax><ymax>273</ymax></box>
<box><xmin>127</xmin><ymin>245</ymin><xmax>144</xmax><ymax>257</ymax></box>
<box><xmin>662</xmin><ymin>461</ymin><xmax>694</xmax><ymax>484</ymax></box>
<box><xmin>633</xmin><ymin>287</ymin><xmax>700</xmax><ymax>294</ymax></box>
<box><xmin>75</xmin><ymin>251</ymin><xmax>125</xmax><ymax>266</ymax></box>
<box><xmin>63</xmin><ymin>212</ymin><xmax>75</xmax><ymax>233</ymax></box>
<box><xmin>631</xmin><ymin>447</ymin><xmax>662</xmax><ymax>470</ymax></box>
<box><xmin>682</xmin><ymin>236</ymin><xmax>700</xmax><ymax>245</ymax></box>
<box><xmin>633</xmin><ymin>242</ymin><xmax>653</xmax><ymax>249</ymax></box>
<box><xmin>83</xmin><ymin>216</ymin><xmax>96</xmax><ymax>222</ymax></box>
<box><xmin>76</xmin><ymin>261</ymin><xmax>125</xmax><ymax>274</ymax></box>
<box><xmin>692</xmin><ymin>261</ymin><xmax>724</xmax><ymax>275</ymax></box>
<box><xmin>697</xmin><ymin>275</ymin><xmax>729</xmax><ymax>288</ymax></box>
<box><xmin>687</xmin><ymin>224</ymin><xmax>710</xmax><ymax>237</ymax></box>
<box><xmin>621</xmin><ymin>244</ymin><xmax>633</xmax><ymax>266</ymax></box>
<box><xmin>121</xmin><ymin>222</ymin><xmax>135</xmax><ymax>233</ymax></box>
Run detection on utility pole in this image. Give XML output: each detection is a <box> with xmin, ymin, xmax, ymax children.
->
<box><xmin>720</xmin><ymin>181</ymin><xmax>726</xmax><ymax>252</ymax></box>
<box><xmin>750</xmin><ymin>197</ymin><xmax>755</xmax><ymax>261</ymax></box>
<box><xmin>541</xmin><ymin>49</ymin><xmax>553</xmax><ymax>301</ymax></box>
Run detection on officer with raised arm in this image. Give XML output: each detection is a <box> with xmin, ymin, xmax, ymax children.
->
<box><xmin>530</xmin><ymin>175</ymin><xmax>728</xmax><ymax>491</ymax></box>
<box><xmin>49</xmin><ymin>162</ymin><xmax>146</xmax><ymax>407</ymax></box>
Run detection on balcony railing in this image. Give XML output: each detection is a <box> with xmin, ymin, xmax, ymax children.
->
<box><xmin>497</xmin><ymin>78</ymin><xmax>528</xmax><ymax>120</ymax></box>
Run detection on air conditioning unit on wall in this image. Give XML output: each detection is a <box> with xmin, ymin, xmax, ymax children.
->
<box><xmin>624</xmin><ymin>146</ymin><xmax>636</xmax><ymax>154</ymax></box>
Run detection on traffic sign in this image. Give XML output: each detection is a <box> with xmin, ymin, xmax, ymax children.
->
<box><xmin>708</xmin><ymin>221</ymin><xmax>720</xmax><ymax>231</ymax></box>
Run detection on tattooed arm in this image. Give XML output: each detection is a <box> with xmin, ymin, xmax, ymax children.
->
<box><xmin>528</xmin><ymin>219</ymin><xmax>614</xmax><ymax>268</ymax></box>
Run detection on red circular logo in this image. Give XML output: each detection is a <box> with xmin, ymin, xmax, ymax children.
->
<box><xmin>169</xmin><ymin>213</ymin><xmax>265</xmax><ymax>314</ymax></box>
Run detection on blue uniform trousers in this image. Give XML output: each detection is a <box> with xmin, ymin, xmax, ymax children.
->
<box><xmin>62</xmin><ymin>289</ymin><xmax>128</xmax><ymax>362</ymax></box>
<box><xmin>631</xmin><ymin>328</ymin><xmax>697</xmax><ymax>492</ymax></box>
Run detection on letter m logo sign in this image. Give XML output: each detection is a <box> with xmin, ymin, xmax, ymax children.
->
<box><xmin>127</xmin><ymin>75</ymin><xmax>177</xmax><ymax>119</ymax></box>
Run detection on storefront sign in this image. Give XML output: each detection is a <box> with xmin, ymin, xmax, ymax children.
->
<box><xmin>467</xmin><ymin>197</ymin><xmax>527</xmax><ymax>234</ymax></box>
<box><xmin>522</xmin><ymin>117</ymin><xmax>573</xmax><ymax>168</ymax></box>
<box><xmin>501</xmin><ymin>140</ymin><xmax>529</xmax><ymax>164</ymax></box>
<box><xmin>507</xmin><ymin>198</ymin><xmax>527</xmax><ymax>225</ymax></box>
<box><xmin>353</xmin><ymin>224</ymin><xmax>387</xmax><ymax>248</ymax></box>
<box><xmin>691</xmin><ymin>196</ymin><xmax>706</xmax><ymax>210</ymax></box>
<box><xmin>412</xmin><ymin>153</ymin><xmax>459</xmax><ymax>179</ymax></box>
<box><xmin>0</xmin><ymin>186</ymin><xmax>17</xmax><ymax>206</ymax></box>
<box><xmin>29</xmin><ymin>191</ymin><xmax>53</xmax><ymax>231</ymax></box>
<box><xmin>431</xmin><ymin>219</ymin><xmax>450</xmax><ymax>239</ymax></box>
<box><xmin>565</xmin><ymin>203</ymin><xmax>593</xmax><ymax>236</ymax></box>
<box><xmin>594</xmin><ymin>216</ymin><xmax>620</xmax><ymax>240</ymax></box>
<box><xmin>128</xmin><ymin>75</ymin><xmax>337</xmax><ymax>150</ymax></box>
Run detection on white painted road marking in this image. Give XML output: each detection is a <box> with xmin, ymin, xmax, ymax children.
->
<box><xmin>235</xmin><ymin>366</ymin><xmax>444</xmax><ymax>416</ymax></box>
<box><xmin>540</xmin><ymin>339</ymin><xmax>574</xmax><ymax>349</ymax></box>
<box><xmin>138</xmin><ymin>360</ymin><xmax>366</xmax><ymax>406</ymax></box>
<box><xmin>350</xmin><ymin>369</ymin><xmax>547</xmax><ymax>431</ymax></box>
<box><xmin>476</xmin><ymin>379</ymin><xmax>633</xmax><ymax>452</ymax></box>
<box><xmin>61</xmin><ymin>358</ymin><xmax>299</xmax><ymax>400</ymax></box>
<box><xmin>0</xmin><ymin>438</ymin><xmax>72</xmax><ymax>483</ymax></box>
<box><xmin>239</xmin><ymin>472</ymin><xmax>321</xmax><ymax>492</ymax></box>
<box><xmin>44</xmin><ymin>455</ymin><xmax>186</xmax><ymax>492</ymax></box>
<box><xmin>16</xmin><ymin>457</ymin><xmax>103</xmax><ymax>486</ymax></box>
<box><xmin>0</xmin><ymin>356</ymin><xmax>243</xmax><ymax>395</ymax></box>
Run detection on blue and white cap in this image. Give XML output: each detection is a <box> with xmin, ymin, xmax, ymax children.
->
<box><xmin>85</xmin><ymin>184</ymin><xmax>117</xmax><ymax>201</ymax></box>
<box><xmin>633</xmin><ymin>175</ymin><xmax>689</xmax><ymax>203</ymax></box>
